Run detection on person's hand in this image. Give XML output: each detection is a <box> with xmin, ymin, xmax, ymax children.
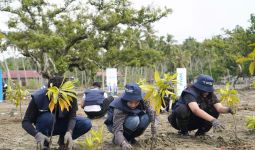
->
<box><xmin>121</xmin><ymin>141</ymin><xmax>133</xmax><ymax>150</ymax></box>
<box><xmin>227</xmin><ymin>107</ymin><xmax>235</xmax><ymax>115</ymax></box>
<box><xmin>64</xmin><ymin>131</ymin><xmax>73</xmax><ymax>150</ymax></box>
<box><xmin>211</xmin><ymin>119</ymin><xmax>225</xmax><ymax>132</ymax></box>
<box><xmin>35</xmin><ymin>132</ymin><xmax>49</xmax><ymax>149</ymax></box>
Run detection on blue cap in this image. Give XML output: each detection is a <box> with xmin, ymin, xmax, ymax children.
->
<box><xmin>122</xmin><ymin>83</ymin><xmax>143</xmax><ymax>101</ymax></box>
<box><xmin>193</xmin><ymin>74</ymin><xmax>214</xmax><ymax>92</ymax></box>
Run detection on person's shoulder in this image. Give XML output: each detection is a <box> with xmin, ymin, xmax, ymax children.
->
<box><xmin>113</xmin><ymin>108</ymin><xmax>125</xmax><ymax>114</ymax></box>
<box><xmin>32</xmin><ymin>88</ymin><xmax>46</xmax><ymax>96</ymax></box>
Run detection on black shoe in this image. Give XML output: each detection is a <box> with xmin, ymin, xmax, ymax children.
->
<box><xmin>195</xmin><ymin>130</ymin><xmax>206</xmax><ymax>136</ymax></box>
<box><xmin>58</xmin><ymin>135</ymin><xmax>67</xmax><ymax>150</ymax></box>
<box><xmin>42</xmin><ymin>141</ymin><xmax>50</xmax><ymax>150</ymax></box>
<box><xmin>177</xmin><ymin>130</ymin><xmax>189</xmax><ymax>138</ymax></box>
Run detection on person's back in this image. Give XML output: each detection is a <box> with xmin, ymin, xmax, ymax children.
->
<box><xmin>81</xmin><ymin>82</ymin><xmax>113</xmax><ymax>119</ymax></box>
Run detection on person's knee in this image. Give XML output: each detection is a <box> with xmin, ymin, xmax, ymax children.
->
<box><xmin>139</xmin><ymin>114</ymin><xmax>150</xmax><ymax>129</ymax></box>
<box><xmin>77</xmin><ymin>117</ymin><xmax>92</xmax><ymax>134</ymax></box>
<box><xmin>124</xmin><ymin>116</ymin><xmax>140</xmax><ymax>131</ymax></box>
<box><xmin>168</xmin><ymin>114</ymin><xmax>178</xmax><ymax>129</ymax></box>
<box><xmin>107</xmin><ymin>96</ymin><xmax>114</xmax><ymax>101</ymax></box>
<box><xmin>175</xmin><ymin>105</ymin><xmax>190</xmax><ymax>119</ymax></box>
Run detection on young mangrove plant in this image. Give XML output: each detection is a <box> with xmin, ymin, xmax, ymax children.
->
<box><xmin>6</xmin><ymin>80</ymin><xmax>29</xmax><ymax>120</ymax></box>
<box><xmin>139</xmin><ymin>70</ymin><xmax>177</xmax><ymax>150</ymax></box>
<box><xmin>77</xmin><ymin>126</ymin><xmax>104</xmax><ymax>150</ymax></box>
<box><xmin>46</xmin><ymin>79</ymin><xmax>77</xmax><ymax>148</ymax></box>
<box><xmin>217</xmin><ymin>81</ymin><xmax>240</xmax><ymax>139</ymax></box>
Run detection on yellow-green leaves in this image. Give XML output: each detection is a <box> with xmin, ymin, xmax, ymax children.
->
<box><xmin>217</xmin><ymin>82</ymin><xmax>240</xmax><ymax>113</ymax></box>
<box><xmin>249</xmin><ymin>62</ymin><xmax>255</xmax><ymax>75</ymax></box>
<box><xmin>245</xmin><ymin>115</ymin><xmax>255</xmax><ymax>129</ymax></box>
<box><xmin>139</xmin><ymin>70</ymin><xmax>177</xmax><ymax>114</ymax></box>
<box><xmin>236</xmin><ymin>47</ymin><xmax>255</xmax><ymax>75</ymax></box>
<box><xmin>154</xmin><ymin>71</ymin><xmax>161</xmax><ymax>83</ymax></box>
<box><xmin>77</xmin><ymin>126</ymin><xmax>104</xmax><ymax>150</ymax></box>
<box><xmin>252</xmin><ymin>80</ymin><xmax>255</xmax><ymax>89</ymax></box>
<box><xmin>46</xmin><ymin>80</ymin><xmax>77</xmax><ymax>113</ymax></box>
<box><xmin>6</xmin><ymin>81</ymin><xmax>29</xmax><ymax>108</ymax></box>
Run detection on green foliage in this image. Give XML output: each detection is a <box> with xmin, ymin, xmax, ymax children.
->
<box><xmin>46</xmin><ymin>79</ymin><xmax>77</xmax><ymax>112</ymax></box>
<box><xmin>252</xmin><ymin>80</ymin><xmax>255</xmax><ymax>89</ymax></box>
<box><xmin>217</xmin><ymin>82</ymin><xmax>240</xmax><ymax>113</ymax></box>
<box><xmin>77</xmin><ymin>126</ymin><xmax>104</xmax><ymax>150</ymax></box>
<box><xmin>245</xmin><ymin>115</ymin><xmax>255</xmax><ymax>129</ymax></box>
<box><xmin>6</xmin><ymin>80</ymin><xmax>29</xmax><ymax>108</ymax></box>
<box><xmin>139</xmin><ymin>70</ymin><xmax>176</xmax><ymax>114</ymax></box>
<box><xmin>1</xmin><ymin>0</ymin><xmax>171</xmax><ymax>78</ymax></box>
<box><xmin>236</xmin><ymin>45</ymin><xmax>255</xmax><ymax>75</ymax></box>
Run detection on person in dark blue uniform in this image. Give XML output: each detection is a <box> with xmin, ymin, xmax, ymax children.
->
<box><xmin>80</xmin><ymin>82</ymin><xmax>114</xmax><ymax>119</ymax></box>
<box><xmin>22</xmin><ymin>76</ymin><xmax>92</xmax><ymax>149</ymax></box>
<box><xmin>104</xmin><ymin>83</ymin><xmax>156</xmax><ymax>150</ymax></box>
<box><xmin>2</xmin><ymin>80</ymin><xmax>7</xmax><ymax>100</ymax></box>
<box><xmin>168</xmin><ymin>74</ymin><xmax>234</xmax><ymax>137</ymax></box>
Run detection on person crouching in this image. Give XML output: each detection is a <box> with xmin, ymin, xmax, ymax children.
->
<box><xmin>22</xmin><ymin>76</ymin><xmax>92</xmax><ymax>149</ymax></box>
<box><xmin>81</xmin><ymin>82</ymin><xmax>114</xmax><ymax>119</ymax></box>
<box><xmin>168</xmin><ymin>74</ymin><xmax>234</xmax><ymax>137</ymax></box>
<box><xmin>104</xmin><ymin>83</ymin><xmax>156</xmax><ymax>150</ymax></box>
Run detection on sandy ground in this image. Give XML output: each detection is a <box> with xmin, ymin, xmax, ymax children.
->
<box><xmin>0</xmin><ymin>89</ymin><xmax>254</xmax><ymax>150</ymax></box>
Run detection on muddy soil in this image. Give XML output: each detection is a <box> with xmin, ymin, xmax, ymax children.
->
<box><xmin>0</xmin><ymin>89</ymin><xmax>254</xmax><ymax>150</ymax></box>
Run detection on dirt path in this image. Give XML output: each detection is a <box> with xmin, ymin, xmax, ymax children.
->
<box><xmin>0</xmin><ymin>90</ymin><xmax>254</xmax><ymax>150</ymax></box>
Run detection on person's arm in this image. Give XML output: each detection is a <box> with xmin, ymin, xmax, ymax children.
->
<box><xmin>214</xmin><ymin>103</ymin><xmax>232</xmax><ymax>113</ymax></box>
<box><xmin>22</xmin><ymin>98</ymin><xmax>39</xmax><ymax>137</ymax></box>
<box><xmin>211</xmin><ymin>93</ymin><xmax>232</xmax><ymax>114</ymax></box>
<box><xmin>188</xmin><ymin>102</ymin><xmax>215</xmax><ymax>122</ymax></box>
<box><xmin>112</xmin><ymin>109</ymin><xmax>128</xmax><ymax>146</ymax></box>
<box><xmin>80</xmin><ymin>94</ymin><xmax>86</xmax><ymax>109</ymax></box>
<box><xmin>67</xmin><ymin>98</ymin><xmax>78</xmax><ymax>133</ymax></box>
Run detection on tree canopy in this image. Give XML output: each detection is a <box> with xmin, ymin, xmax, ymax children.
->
<box><xmin>1</xmin><ymin>0</ymin><xmax>171</xmax><ymax>78</ymax></box>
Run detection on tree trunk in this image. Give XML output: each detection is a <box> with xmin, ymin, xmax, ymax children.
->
<box><xmin>102</xmin><ymin>69</ymin><xmax>105</xmax><ymax>90</ymax></box>
<box><xmin>21</xmin><ymin>57</ymin><xmax>28</xmax><ymax>86</ymax></box>
<box><xmin>124</xmin><ymin>66</ymin><xmax>128</xmax><ymax>86</ymax></box>
<box><xmin>49</xmin><ymin>106</ymin><xmax>57</xmax><ymax>149</ymax></box>
<box><xmin>150</xmin><ymin>111</ymin><xmax>157</xmax><ymax>150</ymax></box>
<box><xmin>19</xmin><ymin>96</ymin><xmax>23</xmax><ymax>120</ymax></box>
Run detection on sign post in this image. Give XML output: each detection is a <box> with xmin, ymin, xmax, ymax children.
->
<box><xmin>0</xmin><ymin>69</ymin><xmax>3</xmax><ymax>102</ymax></box>
<box><xmin>106</xmin><ymin>68</ymin><xmax>118</xmax><ymax>96</ymax></box>
<box><xmin>176</xmin><ymin>68</ymin><xmax>187</xmax><ymax>97</ymax></box>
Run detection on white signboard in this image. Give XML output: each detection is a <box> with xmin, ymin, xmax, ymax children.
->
<box><xmin>106</xmin><ymin>68</ymin><xmax>118</xmax><ymax>95</ymax></box>
<box><xmin>176</xmin><ymin>68</ymin><xmax>187</xmax><ymax>97</ymax></box>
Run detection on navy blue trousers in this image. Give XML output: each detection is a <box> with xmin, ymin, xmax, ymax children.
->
<box><xmin>36</xmin><ymin>112</ymin><xmax>92</xmax><ymax>139</ymax></box>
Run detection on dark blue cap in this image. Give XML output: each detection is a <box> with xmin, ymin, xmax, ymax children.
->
<box><xmin>193</xmin><ymin>74</ymin><xmax>214</xmax><ymax>92</ymax></box>
<box><xmin>122</xmin><ymin>83</ymin><xmax>143</xmax><ymax>101</ymax></box>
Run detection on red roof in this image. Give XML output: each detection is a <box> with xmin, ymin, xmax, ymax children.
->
<box><xmin>3</xmin><ymin>70</ymin><xmax>41</xmax><ymax>79</ymax></box>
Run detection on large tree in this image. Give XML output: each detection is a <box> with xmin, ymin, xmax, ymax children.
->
<box><xmin>1</xmin><ymin>0</ymin><xmax>171</xmax><ymax>78</ymax></box>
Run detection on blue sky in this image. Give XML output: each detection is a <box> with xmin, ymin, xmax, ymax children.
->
<box><xmin>1</xmin><ymin>0</ymin><xmax>255</xmax><ymax>60</ymax></box>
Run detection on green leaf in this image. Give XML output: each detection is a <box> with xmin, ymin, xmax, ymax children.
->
<box><xmin>154</xmin><ymin>71</ymin><xmax>160</xmax><ymax>83</ymax></box>
<box><xmin>236</xmin><ymin>57</ymin><xmax>253</xmax><ymax>63</ymax></box>
<box><xmin>246</xmin><ymin>115</ymin><xmax>255</xmax><ymax>129</ymax></box>
<box><xmin>247</xmin><ymin>50</ymin><xmax>255</xmax><ymax>58</ymax></box>
<box><xmin>249</xmin><ymin>62</ymin><xmax>255</xmax><ymax>75</ymax></box>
